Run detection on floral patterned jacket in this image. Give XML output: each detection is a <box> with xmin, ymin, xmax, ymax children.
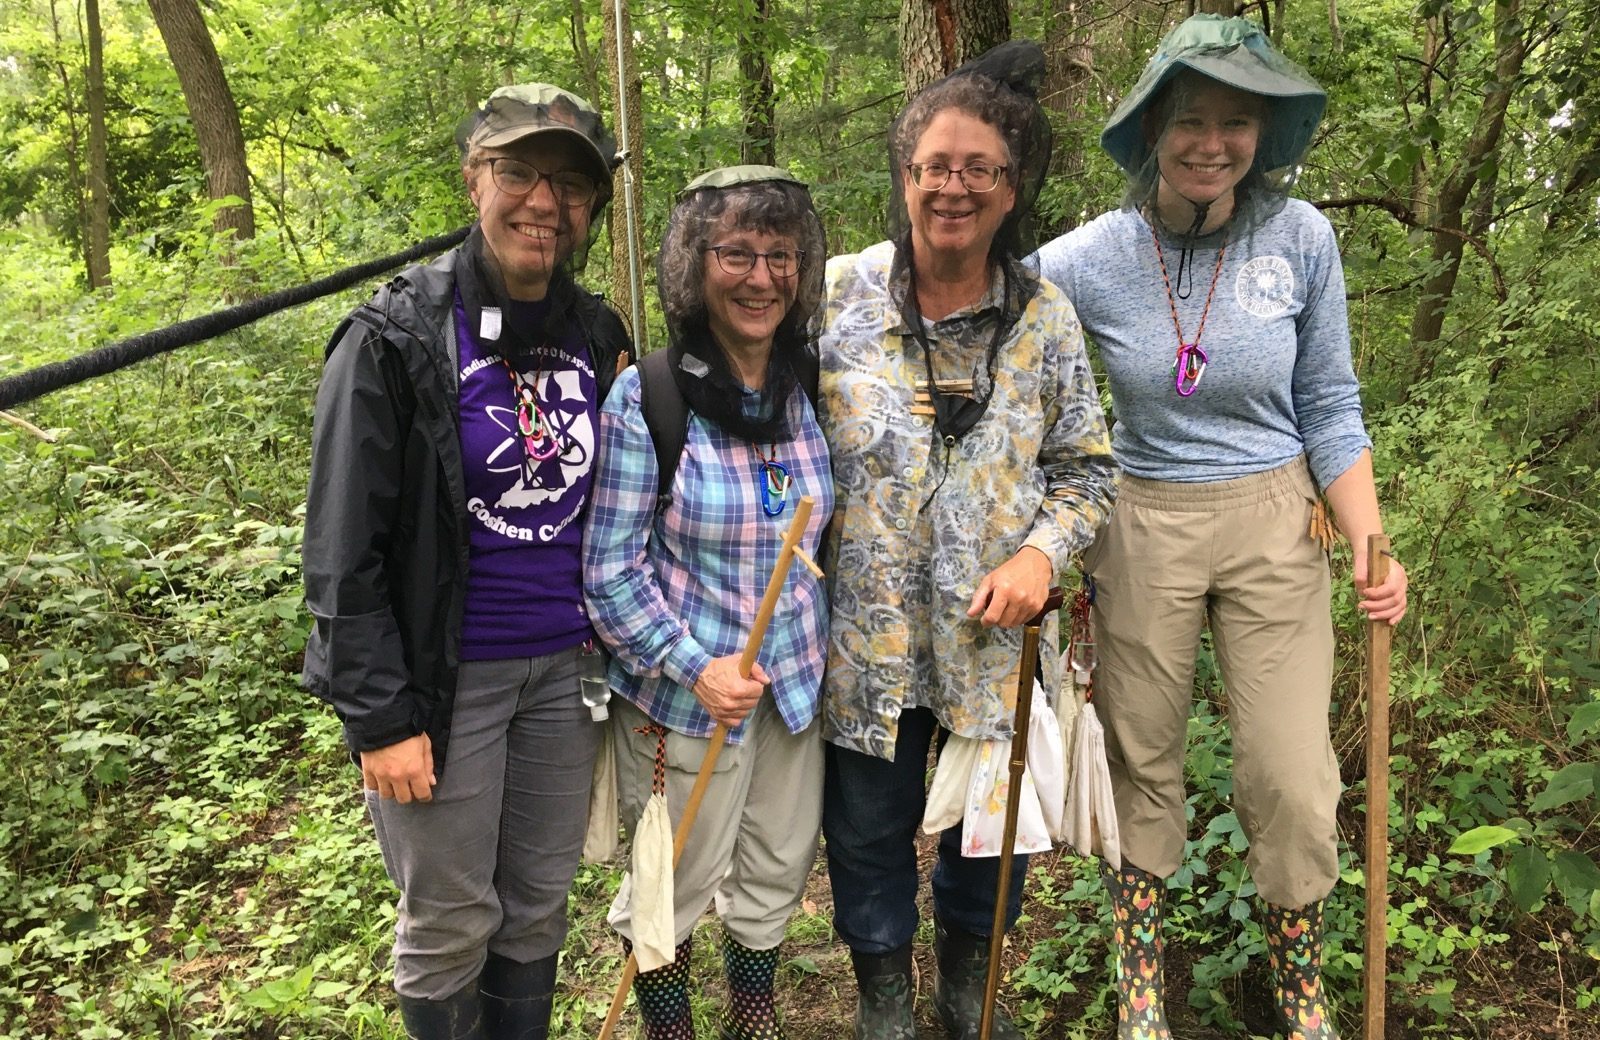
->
<box><xmin>817</xmin><ymin>241</ymin><xmax>1117</xmax><ymax>761</ymax></box>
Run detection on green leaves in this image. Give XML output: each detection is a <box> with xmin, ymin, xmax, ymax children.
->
<box><xmin>1530</xmin><ymin>761</ymin><xmax>1600</xmax><ymax>812</ymax></box>
<box><xmin>1448</xmin><ymin>825</ymin><xmax>1521</xmax><ymax>855</ymax></box>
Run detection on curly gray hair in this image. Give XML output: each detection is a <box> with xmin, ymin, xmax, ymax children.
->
<box><xmin>657</xmin><ymin>180</ymin><xmax>826</xmax><ymax>338</ymax></box>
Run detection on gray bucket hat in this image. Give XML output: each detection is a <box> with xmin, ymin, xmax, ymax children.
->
<box><xmin>1101</xmin><ymin>15</ymin><xmax>1326</xmax><ymax>176</ymax></box>
<box><xmin>457</xmin><ymin>84</ymin><xmax>621</xmax><ymax>214</ymax></box>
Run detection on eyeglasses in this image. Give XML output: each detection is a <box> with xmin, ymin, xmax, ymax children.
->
<box><xmin>705</xmin><ymin>245</ymin><xmax>804</xmax><ymax>278</ymax></box>
<box><xmin>905</xmin><ymin>162</ymin><xmax>1008</xmax><ymax>193</ymax></box>
<box><xmin>483</xmin><ymin>157</ymin><xmax>598</xmax><ymax>206</ymax></box>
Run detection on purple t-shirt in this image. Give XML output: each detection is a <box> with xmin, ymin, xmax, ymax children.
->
<box><xmin>454</xmin><ymin>295</ymin><xmax>598</xmax><ymax>660</ymax></box>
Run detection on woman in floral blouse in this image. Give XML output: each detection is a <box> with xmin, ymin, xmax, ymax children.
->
<box><xmin>814</xmin><ymin>43</ymin><xmax>1117</xmax><ymax>1040</ymax></box>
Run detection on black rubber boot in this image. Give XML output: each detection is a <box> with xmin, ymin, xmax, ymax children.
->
<box><xmin>480</xmin><ymin>952</ymin><xmax>557</xmax><ymax>1040</ymax></box>
<box><xmin>1261</xmin><ymin>900</ymin><xmax>1341</xmax><ymax>1039</ymax></box>
<box><xmin>625</xmin><ymin>936</ymin><xmax>697</xmax><ymax>1040</ymax></box>
<box><xmin>849</xmin><ymin>945</ymin><xmax>918</xmax><ymax>1040</ymax></box>
<box><xmin>931</xmin><ymin>918</ymin><xmax>1020</xmax><ymax>1040</ymax></box>
<box><xmin>397</xmin><ymin>979</ymin><xmax>487</xmax><ymax>1040</ymax></box>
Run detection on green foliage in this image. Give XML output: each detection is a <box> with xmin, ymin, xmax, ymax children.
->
<box><xmin>2</xmin><ymin>0</ymin><xmax>1598</xmax><ymax>1035</ymax></box>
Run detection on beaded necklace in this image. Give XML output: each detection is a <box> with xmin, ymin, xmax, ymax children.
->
<box><xmin>1150</xmin><ymin>225</ymin><xmax>1227</xmax><ymax>397</ymax></box>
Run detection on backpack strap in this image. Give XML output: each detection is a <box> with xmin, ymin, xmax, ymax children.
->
<box><xmin>637</xmin><ymin>346</ymin><xmax>821</xmax><ymax>512</ymax></box>
<box><xmin>637</xmin><ymin>349</ymin><xmax>689</xmax><ymax>511</ymax></box>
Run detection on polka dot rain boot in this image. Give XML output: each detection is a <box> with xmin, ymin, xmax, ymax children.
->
<box><xmin>625</xmin><ymin>937</ymin><xmax>696</xmax><ymax>1040</ymax></box>
<box><xmin>1261</xmin><ymin>900</ymin><xmax>1339</xmax><ymax>1039</ymax></box>
<box><xmin>717</xmin><ymin>932</ymin><xmax>784</xmax><ymax>1040</ymax></box>
<box><xmin>1100</xmin><ymin>862</ymin><xmax>1171</xmax><ymax>1040</ymax></box>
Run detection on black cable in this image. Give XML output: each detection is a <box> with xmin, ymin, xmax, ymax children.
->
<box><xmin>0</xmin><ymin>225</ymin><xmax>471</xmax><ymax>412</ymax></box>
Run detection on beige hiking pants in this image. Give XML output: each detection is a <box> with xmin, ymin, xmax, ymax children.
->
<box><xmin>1083</xmin><ymin>457</ymin><xmax>1339</xmax><ymax>909</ymax></box>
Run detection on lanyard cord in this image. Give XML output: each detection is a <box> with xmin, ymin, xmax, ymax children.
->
<box><xmin>1151</xmin><ymin>226</ymin><xmax>1227</xmax><ymax>397</ymax></box>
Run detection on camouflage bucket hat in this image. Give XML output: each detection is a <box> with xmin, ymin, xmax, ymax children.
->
<box><xmin>1101</xmin><ymin>15</ymin><xmax>1326</xmax><ymax>176</ymax></box>
<box><xmin>457</xmin><ymin>84</ymin><xmax>621</xmax><ymax>214</ymax></box>
<box><xmin>679</xmin><ymin>164</ymin><xmax>806</xmax><ymax>198</ymax></box>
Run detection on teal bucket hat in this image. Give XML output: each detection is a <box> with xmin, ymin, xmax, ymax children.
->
<box><xmin>1101</xmin><ymin>15</ymin><xmax>1326</xmax><ymax>176</ymax></box>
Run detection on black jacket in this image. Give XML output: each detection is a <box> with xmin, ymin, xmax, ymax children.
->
<box><xmin>301</xmin><ymin>244</ymin><xmax>631</xmax><ymax>772</ymax></box>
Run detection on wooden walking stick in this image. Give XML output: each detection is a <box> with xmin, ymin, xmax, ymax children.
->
<box><xmin>598</xmin><ymin>496</ymin><xmax>821</xmax><ymax>1040</ymax></box>
<box><xmin>980</xmin><ymin>587</ymin><xmax>1064</xmax><ymax>1040</ymax></box>
<box><xmin>1364</xmin><ymin>534</ymin><xmax>1392</xmax><ymax>1039</ymax></box>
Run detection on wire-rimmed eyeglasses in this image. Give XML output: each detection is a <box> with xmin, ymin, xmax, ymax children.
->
<box><xmin>482</xmin><ymin>157</ymin><xmax>598</xmax><ymax>206</ymax></box>
<box><xmin>904</xmin><ymin>162</ymin><xmax>1008</xmax><ymax>193</ymax></box>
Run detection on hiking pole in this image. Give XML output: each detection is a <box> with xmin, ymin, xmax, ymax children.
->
<box><xmin>1364</xmin><ymin>535</ymin><xmax>1392</xmax><ymax>1039</ymax></box>
<box><xmin>598</xmin><ymin>497</ymin><xmax>821</xmax><ymax>1040</ymax></box>
<box><xmin>980</xmin><ymin>587</ymin><xmax>1064</xmax><ymax>1040</ymax></box>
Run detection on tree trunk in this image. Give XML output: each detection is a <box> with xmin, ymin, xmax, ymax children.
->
<box><xmin>602</xmin><ymin>0</ymin><xmax>649</xmax><ymax>352</ymax></box>
<box><xmin>1043</xmin><ymin>0</ymin><xmax>1092</xmax><ymax>185</ymax></box>
<box><xmin>85</xmin><ymin>0</ymin><xmax>111</xmax><ymax>288</ymax></box>
<box><xmin>1189</xmin><ymin>0</ymin><xmax>1236</xmax><ymax>15</ymax></box>
<box><xmin>569</xmin><ymin>0</ymin><xmax>605</xmax><ymax>113</ymax></box>
<box><xmin>147</xmin><ymin>0</ymin><xmax>255</xmax><ymax>243</ymax></box>
<box><xmin>738</xmin><ymin>0</ymin><xmax>776</xmax><ymax>166</ymax></box>
<box><xmin>899</xmin><ymin>0</ymin><xmax>1010</xmax><ymax>97</ymax></box>
<box><xmin>1410</xmin><ymin>0</ymin><xmax>1527</xmax><ymax>346</ymax></box>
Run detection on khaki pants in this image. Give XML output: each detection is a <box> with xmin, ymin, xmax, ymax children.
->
<box><xmin>1083</xmin><ymin>458</ymin><xmax>1339</xmax><ymax>908</ymax></box>
<box><xmin>608</xmin><ymin>696</ymin><xmax>824</xmax><ymax>950</ymax></box>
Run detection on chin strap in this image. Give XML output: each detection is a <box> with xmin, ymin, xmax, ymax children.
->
<box><xmin>1153</xmin><ymin>173</ymin><xmax>1218</xmax><ymax>300</ymax></box>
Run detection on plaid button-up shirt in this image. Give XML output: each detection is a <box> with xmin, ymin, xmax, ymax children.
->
<box><xmin>583</xmin><ymin>365</ymin><xmax>834</xmax><ymax>741</ymax></box>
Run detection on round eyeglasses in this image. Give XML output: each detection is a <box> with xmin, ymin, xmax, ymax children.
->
<box><xmin>483</xmin><ymin>157</ymin><xmax>598</xmax><ymax>206</ymax></box>
<box><xmin>705</xmin><ymin>245</ymin><xmax>804</xmax><ymax>278</ymax></box>
<box><xmin>904</xmin><ymin>162</ymin><xmax>1008</xmax><ymax>193</ymax></box>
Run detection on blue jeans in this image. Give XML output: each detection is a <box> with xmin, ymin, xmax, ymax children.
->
<box><xmin>822</xmin><ymin>706</ymin><xmax>1028</xmax><ymax>954</ymax></box>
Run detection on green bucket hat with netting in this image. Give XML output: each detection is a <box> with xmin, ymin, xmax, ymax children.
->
<box><xmin>1101</xmin><ymin>15</ymin><xmax>1326</xmax><ymax>177</ymax></box>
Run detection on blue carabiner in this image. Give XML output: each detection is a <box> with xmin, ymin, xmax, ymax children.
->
<box><xmin>758</xmin><ymin>459</ymin><xmax>792</xmax><ymax>517</ymax></box>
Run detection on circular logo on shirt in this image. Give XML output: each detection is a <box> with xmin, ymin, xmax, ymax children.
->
<box><xmin>482</xmin><ymin>367</ymin><xmax>595</xmax><ymax>511</ymax></box>
<box><xmin>1236</xmin><ymin>256</ymin><xmax>1295</xmax><ymax>318</ymax></box>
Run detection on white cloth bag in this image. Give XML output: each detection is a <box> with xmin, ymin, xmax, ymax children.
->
<box><xmin>921</xmin><ymin>678</ymin><xmax>1065</xmax><ymax>857</ymax></box>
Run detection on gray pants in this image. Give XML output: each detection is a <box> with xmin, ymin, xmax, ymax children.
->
<box><xmin>366</xmin><ymin>647</ymin><xmax>600</xmax><ymax>999</ymax></box>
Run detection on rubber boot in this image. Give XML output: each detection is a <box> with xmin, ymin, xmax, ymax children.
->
<box><xmin>397</xmin><ymin>979</ymin><xmax>487</xmax><ymax>1040</ymax></box>
<box><xmin>626</xmin><ymin>937</ymin><xmax>696</xmax><ymax>1040</ymax></box>
<box><xmin>1261</xmin><ymin>900</ymin><xmax>1340</xmax><ymax>1040</ymax></box>
<box><xmin>480</xmin><ymin>952</ymin><xmax>556</xmax><ymax>1040</ymax></box>
<box><xmin>718</xmin><ymin>932</ymin><xmax>784</xmax><ymax>1040</ymax></box>
<box><xmin>848</xmin><ymin>945</ymin><xmax>918</xmax><ymax>1040</ymax></box>
<box><xmin>930</xmin><ymin>917</ymin><xmax>1021</xmax><ymax>1040</ymax></box>
<box><xmin>1101</xmin><ymin>862</ymin><xmax>1172</xmax><ymax>1040</ymax></box>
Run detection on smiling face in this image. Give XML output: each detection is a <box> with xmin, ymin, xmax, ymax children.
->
<box><xmin>902</xmin><ymin>108</ymin><xmax>1016</xmax><ymax>269</ymax></box>
<box><xmin>1153</xmin><ymin>76</ymin><xmax>1263</xmax><ymax>209</ymax></box>
<box><xmin>702</xmin><ymin>219</ymin><xmax>800</xmax><ymax>364</ymax></box>
<box><xmin>467</xmin><ymin>132</ymin><xmax>596</xmax><ymax>300</ymax></box>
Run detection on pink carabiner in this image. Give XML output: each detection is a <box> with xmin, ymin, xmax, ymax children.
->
<box><xmin>1173</xmin><ymin>342</ymin><xmax>1208</xmax><ymax>397</ymax></box>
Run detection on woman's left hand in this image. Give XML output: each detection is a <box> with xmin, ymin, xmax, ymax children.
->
<box><xmin>1355</xmin><ymin>549</ymin><xmax>1408</xmax><ymax>626</ymax></box>
<box><xmin>967</xmin><ymin>546</ymin><xmax>1053</xmax><ymax>628</ymax></box>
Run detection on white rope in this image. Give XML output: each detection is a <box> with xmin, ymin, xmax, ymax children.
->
<box><xmin>611</xmin><ymin>0</ymin><xmax>647</xmax><ymax>352</ymax></box>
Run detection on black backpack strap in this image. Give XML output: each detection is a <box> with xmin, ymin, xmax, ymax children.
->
<box><xmin>795</xmin><ymin>346</ymin><xmax>820</xmax><ymax>409</ymax></box>
<box><xmin>637</xmin><ymin>349</ymin><xmax>689</xmax><ymax>510</ymax></box>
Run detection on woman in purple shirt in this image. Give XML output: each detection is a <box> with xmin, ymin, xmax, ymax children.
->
<box><xmin>303</xmin><ymin>85</ymin><xmax>631</xmax><ymax>1039</ymax></box>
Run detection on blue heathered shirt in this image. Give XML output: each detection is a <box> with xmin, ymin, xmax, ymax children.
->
<box><xmin>1033</xmin><ymin>199</ymin><xmax>1370</xmax><ymax>491</ymax></box>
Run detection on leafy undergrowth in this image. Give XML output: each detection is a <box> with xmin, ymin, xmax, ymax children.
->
<box><xmin>3</xmin><ymin>272</ymin><xmax>1597</xmax><ymax>1039</ymax></box>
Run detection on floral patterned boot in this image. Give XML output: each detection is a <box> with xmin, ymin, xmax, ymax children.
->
<box><xmin>1101</xmin><ymin>862</ymin><xmax>1171</xmax><ymax>1040</ymax></box>
<box><xmin>1260</xmin><ymin>900</ymin><xmax>1339</xmax><ymax>1039</ymax></box>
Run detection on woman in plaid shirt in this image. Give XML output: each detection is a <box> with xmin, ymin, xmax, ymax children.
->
<box><xmin>583</xmin><ymin>166</ymin><xmax>834</xmax><ymax>1040</ymax></box>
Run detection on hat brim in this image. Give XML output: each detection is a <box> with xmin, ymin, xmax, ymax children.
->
<box><xmin>1101</xmin><ymin>47</ymin><xmax>1326</xmax><ymax>175</ymax></box>
<box><xmin>470</xmin><ymin>124</ymin><xmax>612</xmax><ymax>185</ymax></box>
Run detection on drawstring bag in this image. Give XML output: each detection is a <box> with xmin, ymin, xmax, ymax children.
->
<box><xmin>582</xmin><ymin>722</ymin><xmax>620</xmax><ymax>863</ymax></box>
<box><xmin>921</xmin><ymin>677</ymin><xmax>1065</xmax><ymax>857</ymax></box>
